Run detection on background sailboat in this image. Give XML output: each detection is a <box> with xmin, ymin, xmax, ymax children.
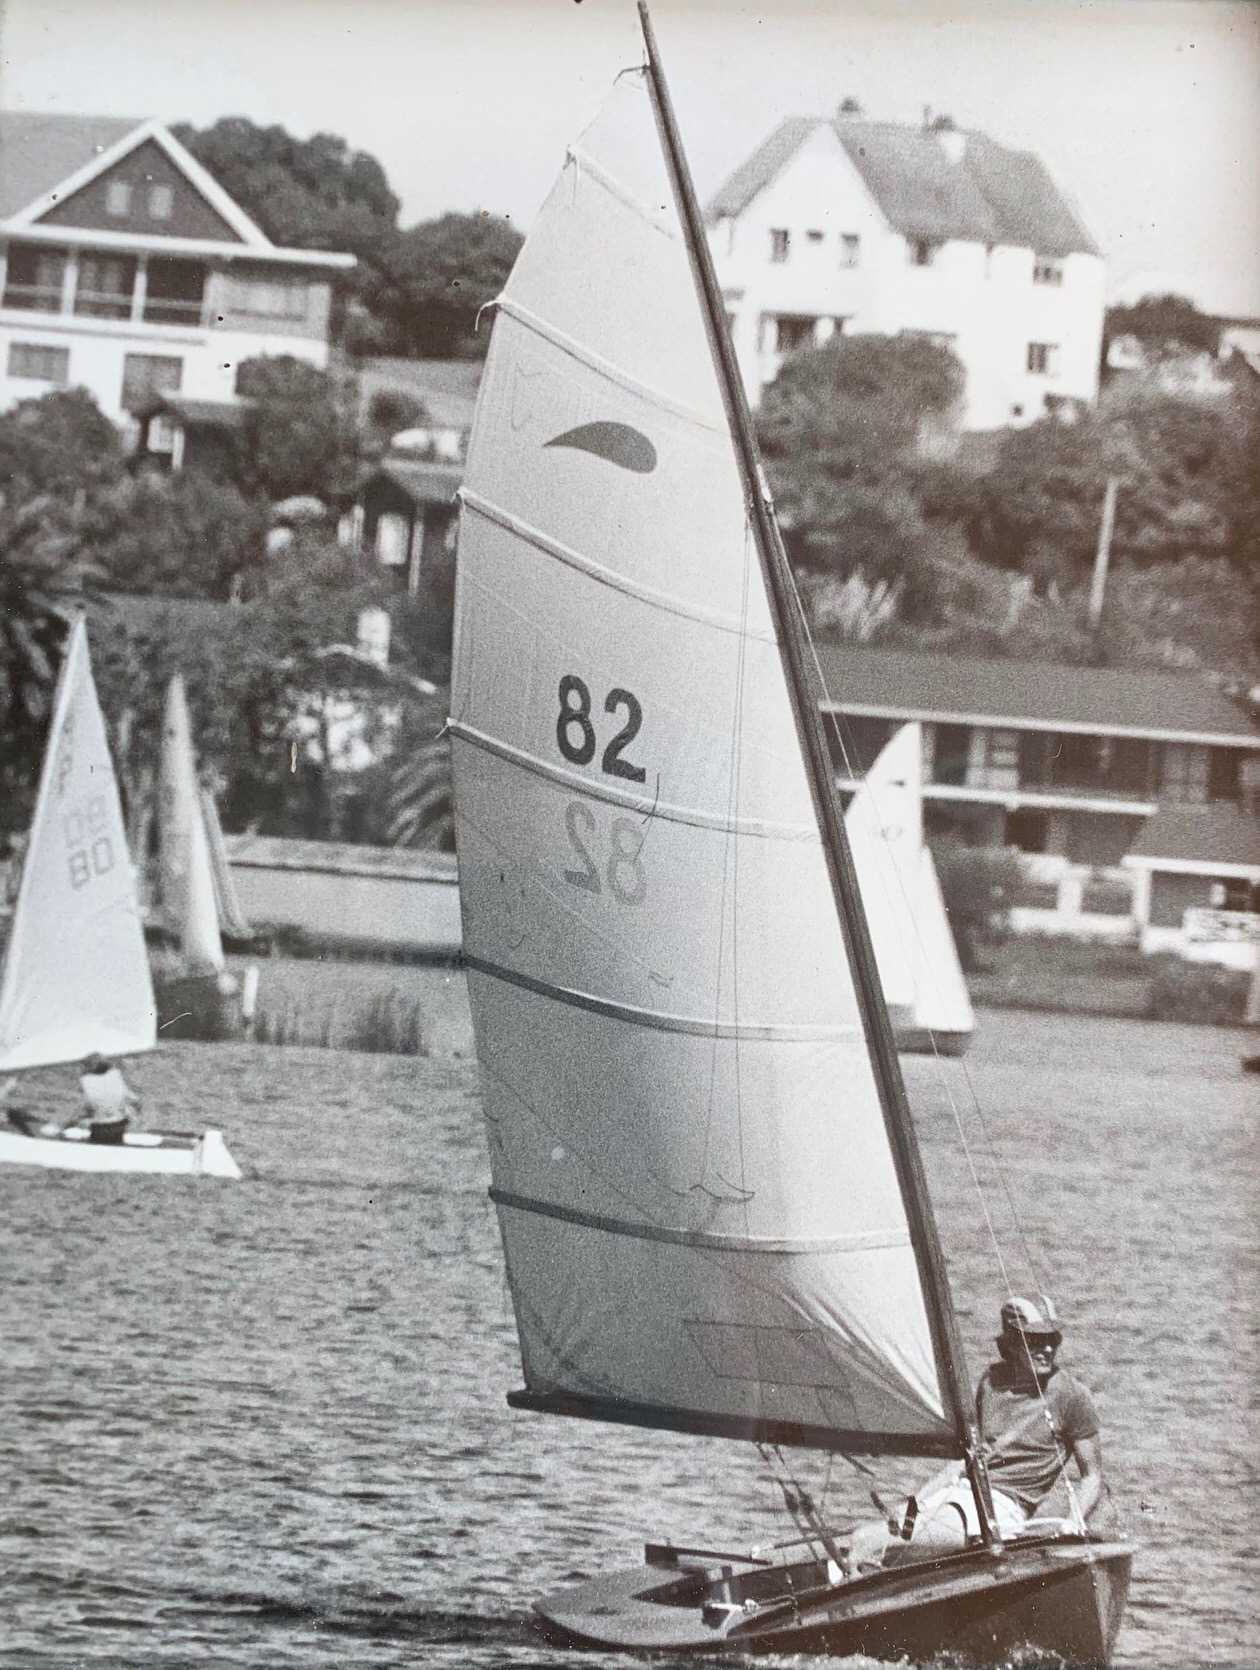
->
<box><xmin>150</xmin><ymin>674</ymin><xmax>248</xmax><ymax>1038</ymax></box>
<box><xmin>844</xmin><ymin>723</ymin><xmax>974</xmax><ymax>1055</ymax></box>
<box><xmin>447</xmin><ymin>6</ymin><xmax>1129</xmax><ymax>1664</ymax></box>
<box><xmin>0</xmin><ymin>619</ymin><xmax>239</xmax><ymax>1176</ymax></box>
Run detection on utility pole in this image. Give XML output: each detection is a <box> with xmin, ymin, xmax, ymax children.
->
<box><xmin>1088</xmin><ymin>477</ymin><xmax>1119</xmax><ymax>629</ymax></box>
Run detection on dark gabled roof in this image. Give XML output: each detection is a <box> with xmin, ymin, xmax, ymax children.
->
<box><xmin>707</xmin><ymin>116</ymin><xmax>1098</xmax><ymax>258</ymax></box>
<box><xmin>369</xmin><ymin>458</ymin><xmax>464</xmax><ymax>505</ymax></box>
<box><xmin>135</xmin><ymin>395</ymin><xmax>249</xmax><ymax>428</ymax></box>
<box><xmin>1125</xmin><ymin>804</ymin><xmax>1260</xmax><ymax>869</ymax></box>
<box><xmin>0</xmin><ymin>112</ymin><xmax>142</xmax><ymax>219</ymax></box>
<box><xmin>814</xmin><ymin>645</ymin><xmax>1260</xmax><ymax>745</ymax></box>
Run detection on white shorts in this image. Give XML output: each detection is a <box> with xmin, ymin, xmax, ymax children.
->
<box><xmin>918</xmin><ymin>1481</ymin><xmax>1029</xmax><ymax>1539</ymax></box>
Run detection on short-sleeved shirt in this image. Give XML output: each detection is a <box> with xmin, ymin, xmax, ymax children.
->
<box><xmin>976</xmin><ymin>1361</ymin><xmax>1100</xmax><ymax>1513</ymax></box>
<box><xmin>80</xmin><ymin>1068</ymin><xmax>135</xmax><ymax>1121</ymax></box>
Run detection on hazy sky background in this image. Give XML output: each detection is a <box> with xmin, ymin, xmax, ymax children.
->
<box><xmin>2</xmin><ymin>0</ymin><xmax>1258</xmax><ymax>316</ymax></box>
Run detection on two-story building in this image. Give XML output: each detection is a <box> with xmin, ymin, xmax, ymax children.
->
<box><xmin>0</xmin><ymin>113</ymin><xmax>355</xmax><ymax>425</ymax></box>
<box><xmin>818</xmin><ymin>645</ymin><xmax>1260</xmax><ymax>958</ymax></box>
<box><xmin>707</xmin><ymin>104</ymin><xmax>1105</xmax><ymax>428</ymax></box>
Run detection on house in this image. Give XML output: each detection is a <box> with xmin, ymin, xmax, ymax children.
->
<box><xmin>348</xmin><ymin>455</ymin><xmax>464</xmax><ymax>597</ymax></box>
<box><xmin>0</xmin><ymin>113</ymin><xmax>355</xmax><ymax>423</ymax></box>
<box><xmin>707</xmin><ymin>104</ymin><xmax>1105</xmax><ymax>429</ymax></box>
<box><xmin>817</xmin><ymin>644</ymin><xmax>1260</xmax><ymax>953</ymax></box>
<box><xmin>130</xmin><ymin>392</ymin><xmax>247</xmax><ymax>475</ymax></box>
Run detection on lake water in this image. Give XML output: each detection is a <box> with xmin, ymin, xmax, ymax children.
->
<box><xmin>1</xmin><ymin>1000</ymin><xmax>1255</xmax><ymax>1670</ymax></box>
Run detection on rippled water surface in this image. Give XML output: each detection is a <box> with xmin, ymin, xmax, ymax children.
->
<box><xmin>1</xmin><ymin>996</ymin><xmax>1256</xmax><ymax>1669</ymax></box>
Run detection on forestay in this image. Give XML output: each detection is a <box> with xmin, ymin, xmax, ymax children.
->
<box><xmin>0</xmin><ymin>618</ymin><xmax>156</xmax><ymax>1071</ymax></box>
<box><xmin>451</xmin><ymin>73</ymin><xmax>956</xmax><ymax>1456</ymax></box>
<box><xmin>157</xmin><ymin>675</ymin><xmax>225</xmax><ymax>975</ymax></box>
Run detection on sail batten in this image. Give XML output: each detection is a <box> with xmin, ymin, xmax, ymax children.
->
<box><xmin>450</xmin><ymin>68</ymin><xmax>957</xmax><ymax>1451</ymax></box>
<box><xmin>460</xmin><ymin>491</ymin><xmax>774</xmax><ymax>640</ymax></box>
<box><xmin>452</xmin><ymin>721</ymin><xmax>818</xmax><ymax>837</ymax></box>
<box><xmin>469</xmin><ymin>954</ymin><xmax>861</xmax><ymax>1040</ymax></box>
<box><xmin>492</xmin><ymin>1188</ymin><xmax>911</xmax><ymax>1255</ymax></box>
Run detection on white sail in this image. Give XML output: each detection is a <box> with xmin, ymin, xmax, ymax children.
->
<box><xmin>450</xmin><ymin>75</ymin><xmax>955</xmax><ymax>1455</ymax></box>
<box><xmin>200</xmin><ymin>786</ymin><xmax>252</xmax><ymax>939</ymax></box>
<box><xmin>156</xmin><ymin>676</ymin><xmax>224</xmax><ymax>975</ymax></box>
<box><xmin>0</xmin><ymin>618</ymin><xmax>156</xmax><ymax>1070</ymax></box>
<box><xmin>845</xmin><ymin>724</ymin><xmax>974</xmax><ymax>1049</ymax></box>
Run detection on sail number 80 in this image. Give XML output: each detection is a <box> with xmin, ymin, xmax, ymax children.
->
<box><xmin>556</xmin><ymin>674</ymin><xmax>646</xmax><ymax>783</ymax></box>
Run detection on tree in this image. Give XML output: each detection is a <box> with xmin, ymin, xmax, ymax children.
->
<box><xmin>172</xmin><ymin>118</ymin><xmax>399</xmax><ymax>260</ymax></box>
<box><xmin>0</xmin><ymin>496</ymin><xmax>102</xmax><ymax>835</ymax></box>
<box><xmin>234</xmin><ymin>355</ymin><xmax>359</xmax><ymax>501</ymax></box>
<box><xmin>1103</xmin><ymin>292</ymin><xmax>1222</xmax><ymax>363</ymax></box>
<box><xmin>756</xmin><ymin>334</ymin><xmax>967</xmax><ymax>590</ymax></box>
<box><xmin>0</xmin><ymin>386</ymin><xmax>123</xmax><ymax>498</ymax></box>
<box><xmin>364</xmin><ymin>212</ymin><xmax>523</xmax><ymax>359</ymax></box>
<box><xmin>85</xmin><ymin>471</ymin><xmax>271</xmax><ymax>599</ymax></box>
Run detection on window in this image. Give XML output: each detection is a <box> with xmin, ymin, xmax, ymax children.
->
<box><xmin>8</xmin><ymin>342</ymin><xmax>70</xmax><ymax>384</ymax></box>
<box><xmin>839</xmin><ymin>233</ymin><xmax>860</xmax><ymax>269</ymax></box>
<box><xmin>3</xmin><ymin>244</ymin><xmax>66</xmax><ymax>312</ymax></box>
<box><xmin>909</xmin><ymin>239</ymin><xmax>938</xmax><ymax>267</ymax></box>
<box><xmin>1033</xmin><ymin>258</ymin><xmax>1063</xmax><ymax>286</ymax></box>
<box><xmin>147</xmin><ymin>183</ymin><xmax>174</xmax><ymax>220</ymax></box>
<box><xmin>146</xmin><ymin>414</ymin><xmax>178</xmax><ymax>453</ymax></box>
<box><xmin>1026</xmin><ymin>342</ymin><xmax>1059</xmax><ymax>375</ymax></box>
<box><xmin>143</xmin><ymin>256</ymin><xmax>206</xmax><ymax>325</ymax></box>
<box><xmin>375</xmin><ymin>511</ymin><xmax>409</xmax><ymax>567</ymax></box>
<box><xmin>221</xmin><ymin>275</ymin><xmax>309</xmax><ymax>321</ymax></box>
<box><xmin>121</xmin><ymin>352</ymin><xmax>182</xmax><ymax>409</ymax></box>
<box><xmin>105</xmin><ymin>179</ymin><xmax>132</xmax><ymax>216</ymax></box>
<box><xmin>75</xmin><ymin>254</ymin><xmax>137</xmax><ymax>320</ymax></box>
<box><xmin>772</xmin><ymin>314</ymin><xmax>816</xmax><ymax>353</ymax></box>
<box><xmin>769</xmin><ymin>228</ymin><xmax>790</xmax><ymax>264</ymax></box>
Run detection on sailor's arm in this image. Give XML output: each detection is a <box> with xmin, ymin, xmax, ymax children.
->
<box><xmin>1070</xmin><ymin>1431</ymin><xmax>1104</xmax><ymax>1522</ymax></box>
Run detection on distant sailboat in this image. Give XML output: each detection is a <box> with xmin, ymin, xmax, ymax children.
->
<box><xmin>447</xmin><ymin>8</ymin><xmax>1130</xmax><ymax>1664</ymax></box>
<box><xmin>844</xmin><ymin>723</ymin><xmax>974</xmax><ymax>1056</ymax></box>
<box><xmin>150</xmin><ymin>675</ymin><xmax>247</xmax><ymax>1038</ymax></box>
<box><xmin>0</xmin><ymin>619</ymin><xmax>239</xmax><ymax>1176</ymax></box>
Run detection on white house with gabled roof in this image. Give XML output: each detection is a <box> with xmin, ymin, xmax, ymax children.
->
<box><xmin>706</xmin><ymin>105</ymin><xmax>1106</xmax><ymax>429</ymax></box>
<box><xmin>0</xmin><ymin>112</ymin><xmax>355</xmax><ymax>424</ymax></box>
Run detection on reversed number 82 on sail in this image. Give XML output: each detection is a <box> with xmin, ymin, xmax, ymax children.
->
<box><xmin>63</xmin><ymin>795</ymin><xmax>115</xmax><ymax>889</ymax></box>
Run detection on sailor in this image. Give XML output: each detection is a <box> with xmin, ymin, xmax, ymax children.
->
<box><xmin>848</xmin><ymin>1294</ymin><xmax>1106</xmax><ymax>1570</ymax></box>
<box><xmin>65</xmin><ymin>1054</ymin><xmax>141</xmax><ymax>1144</ymax></box>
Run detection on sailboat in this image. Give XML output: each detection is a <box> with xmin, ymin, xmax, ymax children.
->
<box><xmin>447</xmin><ymin>6</ymin><xmax>1130</xmax><ymax>1664</ymax></box>
<box><xmin>844</xmin><ymin>723</ymin><xmax>974</xmax><ymax>1055</ymax></box>
<box><xmin>0</xmin><ymin>619</ymin><xmax>240</xmax><ymax>1177</ymax></box>
<box><xmin>150</xmin><ymin>674</ymin><xmax>243</xmax><ymax>1038</ymax></box>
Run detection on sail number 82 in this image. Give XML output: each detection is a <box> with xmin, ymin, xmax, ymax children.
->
<box><xmin>556</xmin><ymin>674</ymin><xmax>646</xmax><ymax>783</ymax></box>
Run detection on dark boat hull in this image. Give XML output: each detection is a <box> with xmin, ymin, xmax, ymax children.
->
<box><xmin>536</xmin><ymin>1534</ymin><xmax>1132</xmax><ymax>1666</ymax></box>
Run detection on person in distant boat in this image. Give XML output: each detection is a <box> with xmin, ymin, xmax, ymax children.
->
<box><xmin>846</xmin><ymin>1295</ymin><xmax>1105</xmax><ymax>1571</ymax></box>
<box><xmin>64</xmin><ymin>1054</ymin><xmax>140</xmax><ymax>1144</ymax></box>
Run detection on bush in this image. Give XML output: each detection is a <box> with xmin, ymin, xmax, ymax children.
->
<box><xmin>931</xmin><ymin>841</ymin><xmax>1025</xmax><ymax>971</ymax></box>
<box><xmin>1146</xmin><ymin>958</ymin><xmax>1250</xmax><ymax>1025</ymax></box>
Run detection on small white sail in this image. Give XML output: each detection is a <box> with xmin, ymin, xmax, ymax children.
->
<box><xmin>199</xmin><ymin>786</ymin><xmax>252</xmax><ymax>939</ymax></box>
<box><xmin>0</xmin><ymin>618</ymin><xmax>156</xmax><ymax>1070</ymax></box>
<box><xmin>156</xmin><ymin>676</ymin><xmax>224</xmax><ymax>975</ymax></box>
<box><xmin>451</xmin><ymin>75</ymin><xmax>954</xmax><ymax>1455</ymax></box>
<box><xmin>845</xmin><ymin>724</ymin><xmax>974</xmax><ymax>1050</ymax></box>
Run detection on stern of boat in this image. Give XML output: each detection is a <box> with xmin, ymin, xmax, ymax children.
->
<box><xmin>197</xmin><ymin>1129</ymin><xmax>242</xmax><ymax>1179</ymax></box>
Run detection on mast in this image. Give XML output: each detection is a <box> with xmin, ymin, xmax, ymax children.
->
<box><xmin>636</xmin><ymin>1</ymin><xmax>999</xmax><ymax>1549</ymax></box>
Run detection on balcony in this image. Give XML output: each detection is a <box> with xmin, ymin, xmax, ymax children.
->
<box><xmin>2</xmin><ymin>243</ymin><xmax>207</xmax><ymax>330</ymax></box>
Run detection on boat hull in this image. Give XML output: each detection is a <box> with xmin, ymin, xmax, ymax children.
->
<box><xmin>536</xmin><ymin>1534</ymin><xmax>1132</xmax><ymax>1666</ymax></box>
<box><xmin>0</xmin><ymin>1123</ymin><xmax>241</xmax><ymax>1178</ymax></box>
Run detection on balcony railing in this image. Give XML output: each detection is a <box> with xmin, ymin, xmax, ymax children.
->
<box><xmin>2</xmin><ymin>282</ymin><xmax>62</xmax><ymax>313</ymax></box>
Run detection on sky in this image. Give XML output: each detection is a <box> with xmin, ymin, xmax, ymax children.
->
<box><xmin>2</xmin><ymin>0</ymin><xmax>1258</xmax><ymax>317</ymax></box>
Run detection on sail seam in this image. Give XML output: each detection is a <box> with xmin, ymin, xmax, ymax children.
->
<box><xmin>459</xmin><ymin>488</ymin><xmax>776</xmax><ymax>646</ymax></box>
<box><xmin>491</xmin><ymin>296</ymin><xmax>722</xmax><ymax>434</ymax></box>
<box><xmin>466</xmin><ymin>953</ymin><xmax>856</xmax><ymax>1040</ymax></box>
<box><xmin>491</xmin><ymin>1187</ymin><xmax>910</xmax><ymax>1254</ymax></box>
<box><xmin>449</xmin><ymin>718</ymin><xmax>818</xmax><ymax>841</ymax></box>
